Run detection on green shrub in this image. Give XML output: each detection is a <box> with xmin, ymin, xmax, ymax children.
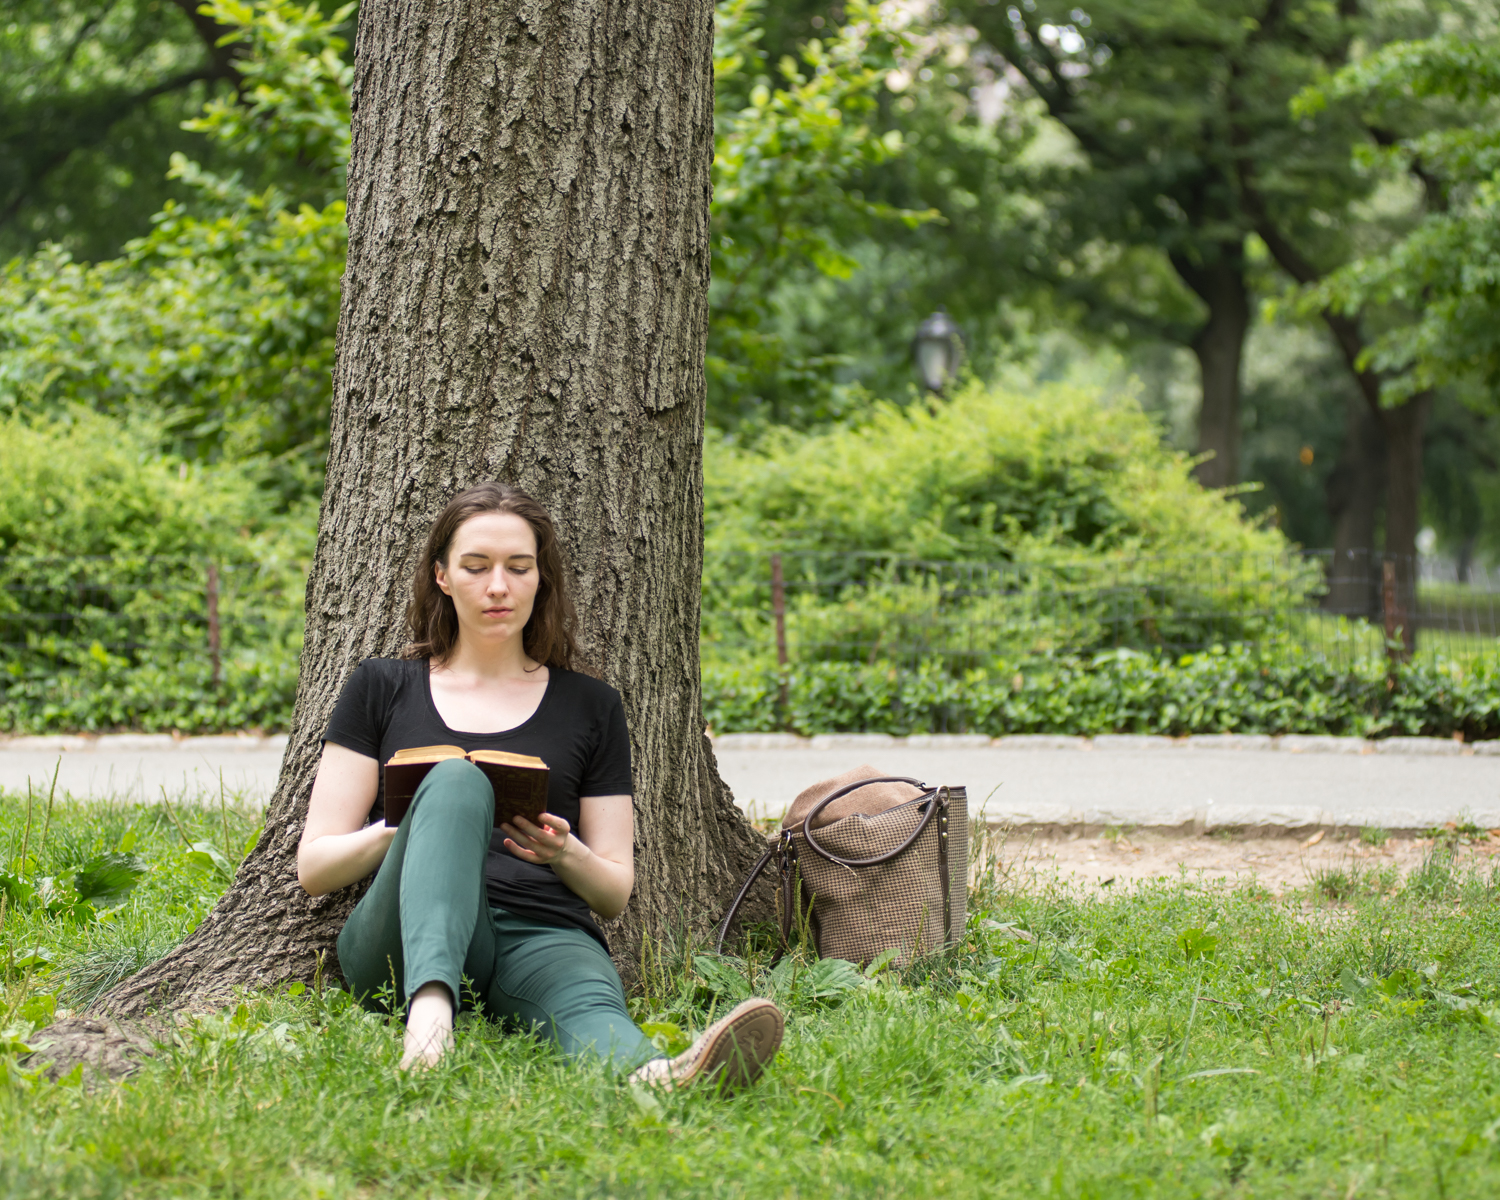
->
<box><xmin>704</xmin><ymin>380</ymin><xmax>1291</xmax><ymax>561</ymax></box>
<box><xmin>702</xmin><ymin>382</ymin><xmax>1320</xmax><ymax>661</ymax></box>
<box><xmin>703</xmin><ymin>646</ymin><xmax>1500</xmax><ymax>739</ymax></box>
<box><xmin>0</xmin><ymin>411</ymin><xmax>271</xmax><ymax>559</ymax></box>
<box><xmin>0</xmin><ymin>412</ymin><xmax>310</xmax><ymax>731</ymax></box>
<box><xmin>0</xmin><ymin>651</ymin><xmax>297</xmax><ymax>734</ymax></box>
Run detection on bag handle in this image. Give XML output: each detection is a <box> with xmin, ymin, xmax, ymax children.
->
<box><xmin>801</xmin><ymin>775</ymin><xmax>940</xmax><ymax>868</ymax></box>
<box><xmin>714</xmin><ymin>830</ymin><xmax>793</xmax><ymax>956</ymax></box>
<box><xmin>714</xmin><ymin>779</ymin><xmax>958</xmax><ymax>956</ymax></box>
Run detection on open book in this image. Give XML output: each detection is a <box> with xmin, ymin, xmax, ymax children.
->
<box><xmin>382</xmin><ymin>745</ymin><xmax>549</xmax><ymax>829</ymax></box>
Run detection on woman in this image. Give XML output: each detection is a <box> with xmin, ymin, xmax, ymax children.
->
<box><xmin>297</xmin><ymin>482</ymin><xmax>783</xmax><ymax>1085</ymax></box>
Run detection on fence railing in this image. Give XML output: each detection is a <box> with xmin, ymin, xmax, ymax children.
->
<box><xmin>701</xmin><ymin>549</ymin><xmax>1500</xmax><ymax>667</ymax></box>
<box><xmin>3</xmin><ymin>550</ymin><xmax>1495</xmax><ymax>684</ymax></box>
<box><xmin>0</xmin><ymin>555</ymin><xmax>304</xmax><ymax>685</ymax></box>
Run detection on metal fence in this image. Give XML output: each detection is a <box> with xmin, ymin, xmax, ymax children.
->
<box><xmin>0</xmin><ymin>555</ymin><xmax>304</xmax><ymax>684</ymax></box>
<box><xmin>3</xmin><ymin>549</ymin><xmax>1496</xmax><ymax>680</ymax></box>
<box><xmin>700</xmin><ymin>550</ymin><xmax>1500</xmax><ymax>667</ymax></box>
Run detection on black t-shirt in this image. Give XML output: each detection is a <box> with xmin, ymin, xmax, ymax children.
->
<box><xmin>322</xmin><ymin>657</ymin><xmax>633</xmax><ymax>948</ymax></box>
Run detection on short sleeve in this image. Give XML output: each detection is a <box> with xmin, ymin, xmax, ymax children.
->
<box><xmin>579</xmin><ymin>688</ymin><xmax>634</xmax><ymax>797</ymax></box>
<box><xmin>323</xmin><ymin>660</ymin><xmax>386</xmax><ymax>760</ymax></box>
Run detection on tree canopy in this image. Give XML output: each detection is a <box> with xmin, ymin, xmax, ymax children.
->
<box><xmin>1</xmin><ymin>0</ymin><xmax>1498</xmax><ymax>565</ymax></box>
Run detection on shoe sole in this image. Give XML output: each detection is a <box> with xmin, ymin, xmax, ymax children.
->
<box><xmin>684</xmin><ymin>998</ymin><xmax>784</xmax><ymax>1093</ymax></box>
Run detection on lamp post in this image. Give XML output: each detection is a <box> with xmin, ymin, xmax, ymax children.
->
<box><xmin>912</xmin><ymin>307</ymin><xmax>962</xmax><ymax>394</ymax></box>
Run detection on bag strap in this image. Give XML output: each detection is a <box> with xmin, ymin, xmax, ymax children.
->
<box><xmin>801</xmin><ymin>775</ymin><xmax>939</xmax><ymax>868</ymax></box>
<box><xmin>936</xmin><ymin>786</ymin><xmax>952</xmax><ymax>945</ymax></box>
<box><xmin>714</xmin><ymin>829</ymin><xmax>793</xmax><ymax>956</ymax></box>
<box><xmin>715</xmin><ymin>780</ymin><xmax>959</xmax><ymax>955</ymax></box>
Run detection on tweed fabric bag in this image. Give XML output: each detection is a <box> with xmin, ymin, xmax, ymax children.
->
<box><xmin>716</xmin><ymin>766</ymin><xmax>968</xmax><ymax>967</ymax></box>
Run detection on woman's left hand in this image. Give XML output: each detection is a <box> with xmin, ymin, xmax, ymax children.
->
<box><xmin>501</xmin><ymin>813</ymin><xmax>574</xmax><ymax>865</ymax></box>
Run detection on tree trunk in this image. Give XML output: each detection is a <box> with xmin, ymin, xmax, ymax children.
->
<box><xmin>98</xmin><ymin>0</ymin><xmax>766</xmax><ymax>1017</ymax></box>
<box><xmin>1323</xmin><ymin>390</ymin><xmax>1384</xmax><ymax>621</ymax></box>
<box><xmin>1173</xmin><ymin>248</ymin><xmax>1249</xmax><ymax>490</ymax></box>
<box><xmin>1378</xmin><ymin>392</ymin><xmax>1433</xmax><ymax>656</ymax></box>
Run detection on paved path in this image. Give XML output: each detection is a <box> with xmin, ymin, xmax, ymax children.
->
<box><xmin>1</xmin><ymin>732</ymin><xmax>1495</xmax><ymax>831</ymax></box>
<box><xmin>0</xmin><ymin>735</ymin><xmax>289</xmax><ymax>806</ymax></box>
<box><xmin>713</xmin><ymin>735</ymin><xmax>1500</xmax><ymax>831</ymax></box>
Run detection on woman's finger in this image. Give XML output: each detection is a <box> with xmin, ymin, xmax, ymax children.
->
<box><xmin>512</xmin><ymin>813</ymin><xmax>570</xmax><ymax>838</ymax></box>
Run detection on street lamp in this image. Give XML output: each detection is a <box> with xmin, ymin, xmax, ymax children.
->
<box><xmin>912</xmin><ymin>307</ymin><xmax>963</xmax><ymax>393</ymax></box>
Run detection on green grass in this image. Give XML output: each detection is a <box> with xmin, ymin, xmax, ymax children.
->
<box><xmin>5</xmin><ymin>794</ymin><xmax>1500</xmax><ymax>1197</ymax></box>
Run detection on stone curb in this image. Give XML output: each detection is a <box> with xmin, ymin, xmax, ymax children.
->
<box><xmin>709</xmin><ymin>732</ymin><xmax>1493</xmax><ymax>756</ymax></box>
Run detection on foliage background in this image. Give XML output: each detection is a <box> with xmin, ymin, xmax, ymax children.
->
<box><xmin>0</xmin><ymin>0</ymin><xmax>1498</xmax><ymax>736</ymax></box>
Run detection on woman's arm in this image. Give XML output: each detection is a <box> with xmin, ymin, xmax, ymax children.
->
<box><xmin>500</xmin><ymin>795</ymin><xmax>634</xmax><ymax>920</ymax></box>
<box><xmin>297</xmin><ymin>742</ymin><xmax>394</xmax><ymax>897</ymax></box>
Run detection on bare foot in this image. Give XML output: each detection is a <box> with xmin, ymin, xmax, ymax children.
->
<box><xmin>399</xmin><ymin>984</ymin><xmax>454</xmax><ymax>1071</ymax></box>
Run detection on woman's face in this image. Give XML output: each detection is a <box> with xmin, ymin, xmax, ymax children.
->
<box><xmin>434</xmin><ymin>512</ymin><xmax>542</xmax><ymax>655</ymax></box>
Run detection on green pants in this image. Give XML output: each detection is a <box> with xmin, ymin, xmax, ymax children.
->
<box><xmin>336</xmin><ymin>757</ymin><xmax>659</xmax><ymax>1071</ymax></box>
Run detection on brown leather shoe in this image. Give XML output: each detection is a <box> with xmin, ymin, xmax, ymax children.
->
<box><xmin>630</xmin><ymin>998</ymin><xmax>784</xmax><ymax>1093</ymax></box>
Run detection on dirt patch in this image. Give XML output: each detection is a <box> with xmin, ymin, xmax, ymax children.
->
<box><xmin>981</xmin><ymin>826</ymin><xmax>1500</xmax><ymax>892</ymax></box>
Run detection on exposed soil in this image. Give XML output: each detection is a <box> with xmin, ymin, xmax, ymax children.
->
<box><xmin>980</xmin><ymin>826</ymin><xmax>1500</xmax><ymax>893</ymax></box>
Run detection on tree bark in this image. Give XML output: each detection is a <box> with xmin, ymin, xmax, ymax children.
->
<box><xmin>1172</xmin><ymin>247</ymin><xmax>1249</xmax><ymax>490</ymax></box>
<box><xmin>1243</xmin><ymin>201</ymin><xmax>1431</xmax><ymax>650</ymax></box>
<box><xmin>1323</xmin><ymin>391</ymin><xmax>1384</xmax><ymax>621</ymax></box>
<box><xmin>98</xmin><ymin>0</ymin><xmax>767</xmax><ymax>1018</ymax></box>
<box><xmin>1378</xmin><ymin>392</ymin><xmax>1433</xmax><ymax>656</ymax></box>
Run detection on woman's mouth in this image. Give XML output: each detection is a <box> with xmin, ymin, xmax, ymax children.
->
<box><xmin>483</xmin><ymin>607</ymin><xmax>512</xmax><ymax>618</ymax></box>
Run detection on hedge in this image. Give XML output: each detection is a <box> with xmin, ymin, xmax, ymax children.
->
<box><xmin>702</xmin><ymin>646</ymin><xmax>1500</xmax><ymax>741</ymax></box>
<box><xmin>5</xmin><ymin>643</ymin><xmax>1497</xmax><ymax>740</ymax></box>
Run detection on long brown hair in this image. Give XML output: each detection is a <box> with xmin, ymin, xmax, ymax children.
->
<box><xmin>403</xmin><ymin>482</ymin><xmax>578</xmax><ymax>669</ymax></box>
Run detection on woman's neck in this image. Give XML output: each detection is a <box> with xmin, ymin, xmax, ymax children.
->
<box><xmin>436</xmin><ymin>633</ymin><xmax>540</xmax><ymax>681</ymax></box>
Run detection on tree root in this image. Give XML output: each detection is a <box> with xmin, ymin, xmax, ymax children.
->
<box><xmin>19</xmin><ymin>1016</ymin><xmax>167</xmax><ymax>1087</ymax></box>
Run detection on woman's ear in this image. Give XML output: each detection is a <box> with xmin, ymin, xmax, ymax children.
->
<box><xmin>433</xmin><ymin>559</ymin><xmax>452</xmax><ymax>596</ymax></box>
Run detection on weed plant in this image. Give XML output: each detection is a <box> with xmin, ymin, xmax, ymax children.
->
<box><xmin>4</xmin><ymin>791</ymin><xmax>1500</xmax><ymax>1197</ymax></box>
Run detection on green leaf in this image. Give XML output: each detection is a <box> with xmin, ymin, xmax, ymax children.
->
<box><xmin>7</xmin><ymin>948</ymin><xmax>54</xmax><ymax>977</ymax></box>
<box><xmin>640</xmin><ymin>1021</ymin><xmax>691</xmax><ymax>1056</ymax></box>
<box><xmin>18</xmin><ymin>992</ymin><xmax>56</xmax><ymax>1028</ymax></box>
<box><xmin>1177</xmin><ymin>928</ymin><xmax>1219</xmax><ymax>962</ymax></box>
<box><xmin>692</xmin><ymin>954</ymin><xmax>752</xmax><ymax>1001</ymax></box>
<box><xmin>0</xmin><ymin>869</ymin><xmax>37</xmax><ymax>909</ymax></box>
<box><xmin>72</xmin><ymin>852</ymin><xmax>147</xmax><ymax>909</ymax></box>
<box><xmin>803</xmin><ymin>957</ymin><xmax>864</xmax><ymax>1002</ymax></box>
<box><xmin>184</xmin><ymin>842</ymin><xmax>233</xmax><ymax>881</ymax></box>
<box><xmin>0</xmin><ymin>1029</ymin><xmax>35</xmax><ymax>1056</ymax></box>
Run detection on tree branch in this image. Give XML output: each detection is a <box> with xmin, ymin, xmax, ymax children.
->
<box><xmin>168</xmin><ymin>0</ymin><xmax>245</xmax><ymax>86</ymax></box>
<box><xmin>1236</xmin><ymin>161</ymin><xmax>1385</xmax><ymax>414</ymax></box>
<box><xmin>0</xmin><ymin>67</ymin><xmax>225</xmax><ymax>231</ymax></box>
<box><xmin>1367</xmin><ymin>124</ymin><xmax>1450</xmax><ymax>214</ymax></box>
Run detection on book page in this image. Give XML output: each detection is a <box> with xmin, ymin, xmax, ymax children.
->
<box><xmin>386</xmin><ymin>744</ymin><xmax>466</xmax><ymax>764</ymax></box>
<box><xmin>467</xmin><ymin>750</ymin><xmax>547</xmax><ymax>771</ymax></box>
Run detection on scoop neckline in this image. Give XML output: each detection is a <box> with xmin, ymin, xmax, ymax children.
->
<box><xmin>421</xmin><ymin>660</ymin><xmax>556</xmax><ymax>737</ymax></box>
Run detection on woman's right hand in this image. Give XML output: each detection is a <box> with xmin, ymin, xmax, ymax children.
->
<box><xmin>297</xmin><ymin>743</ymin><xmax>386</xmax><ymax>896</ymax></box>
